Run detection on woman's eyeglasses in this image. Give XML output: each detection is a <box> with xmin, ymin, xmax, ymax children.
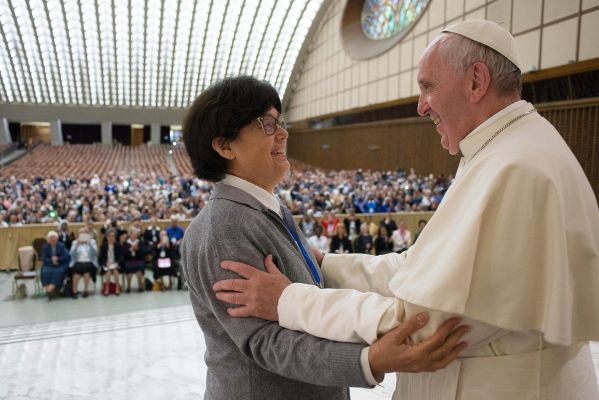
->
<box><xmin>256</xmin><ymin>114</ymin><xmax>286</xmax><ymax>135</ymax></box>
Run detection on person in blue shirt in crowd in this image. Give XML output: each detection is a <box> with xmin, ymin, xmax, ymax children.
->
<box><xmin>165</xmin><ymin>216</ymin><xmax>184</xmax><ymax>245</ymax></box>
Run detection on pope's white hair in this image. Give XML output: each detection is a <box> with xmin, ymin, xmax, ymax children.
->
<box><xmin>428</xmin><ymin>32</ymin><xmax>522</xmax><ymax>96</ymax></box>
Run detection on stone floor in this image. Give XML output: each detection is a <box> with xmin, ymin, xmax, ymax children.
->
<box><xmin>0</xmin><ymin>271</ymin><xmax>597</xmax><ymax>399</ymax></box>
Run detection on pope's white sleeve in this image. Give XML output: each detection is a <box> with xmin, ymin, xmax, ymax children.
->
<box><xmin>278</xmin><ymin>283</ymin><xmax>403</xmax><ymax>344</ymax></box>
<box><xmin>321</xmin><ymin>252</ymin><xmax>407</xmax><ymax>296</ymax></box>
<box><xmin>278</xmin><ymin>285</ymin><xmax>512</xmax><ymax>354</ymax></box>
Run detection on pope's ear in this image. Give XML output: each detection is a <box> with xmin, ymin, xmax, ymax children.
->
<box><xmin>469</xmin><ymin>61</ymin><xmax>491</xmax><ymax>103</ymax></box>
<box><xmin>212</xmin><ymin>137</ymin><xmax>235</xmax><ymax>160</ymax></box>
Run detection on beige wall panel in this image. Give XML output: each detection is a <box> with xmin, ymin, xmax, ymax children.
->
<box><xmin>544</xmin><ymin>0</ymin><xmax>579</xmax><ymax>23</ymax></box>
<box><xmin>514</xmin><ymin>29</ymin><xmax>541</xmax><ymax>72</ymax></box>
<box><xmin>338</xmin><ymin>71</ymin><xmax>345</xmax><ymax>95</ymax></box>
<box><xmin>400</xmin><ymin>41</ymin><xmax>413</xmax><ymax>71</ymax></box>
<box><xmin>413</xmin><ymin>34</ymin><xmax>429</xmax><ymax>66</ymax></box>
<box><xmin>367</xmin><ymin>58</ymin><xmax>377</xmax><ymax>82</ymax></box>
<box><xmin>369</xmin><ymin>54</ymin><xmax>378</xmax><ymax>78</ymax></box>
<box><xmin>379</xmin><ymin>53</ymin><xmax>389</xmax><ymax>78</ymax></box>
<box><xmin>541</xmin><ymin>18</ymin><xmax>578</xmax><ymax>69</ymax></box>
<box><xmin>400</xmin><ymin>70</ymin><xmax>412</xmax><ymax>98</ymax></box>
<box><xmin>359</xmin><ymin>85</ymin><xmax>368</xmax><ymax>104</ymax></box>
<box><xmin>376</xmin><ymin>79</ymin><xmax>388</xmax><ymax>104</ymax></box>
<box><xmin>427</xmin><ymin>26</ymin><xmax>444</xmax><ymax>43</ymax></box>
<box><xmin>486</xmin><ymin>0</ymin><xmax>511</xmax><ymax>26</ymax></box>
<box><xmin>330</xmin><ymin>74</ymin><xmax>337</xmax><ymax>94</ymax></box>
<box><xmin>368</xmin><ymin>81</ymin><xmax>378</xmax><ymax>104</ymax></box>
<box><xmin>388</xmin><ymin>44</ymin><xmax>401</xmax><ymax>73</ymax></box>
<box><xmin>351</xmin><ymin>64</ymin><xmax>360</xmax><ymax>87</ymax></box>
<box><xmin>446</xmin><ymin>0</ymin><xmax>465</xmax><ymax>21</ymax></box>
<box><xmin>429</xmin><ymin>0</ymin><xmax>445</xmax><ymax>27</ymax></box>
<box><xmin>513</xmin><ymin>0</ymin><xmax>543</xmax><ymax>33</ymax></box>
<box><xmin>465</xmin><ymin>7</ymin><xmax>486</xmax><ymax>20</ymax></box>
<box><xmin>465</xmin><ymin>0</ymin><xmax>485</xmax><ymax>13</ymax></box>
<box><xmin>388</xmin><ymin>75</ymin><xmax>400</xmax><ymax>101</ymax></box>
<box><xmin>579</xmin><ymin>10</ymin><xmax>599</xmax><ymax>61</ymax></box>
<box><xmin>414</xmin><ymin>8</ymin><xmax>429</xmax><ymax>36</ymax></box>
<box><xmin>359</xmin><ymin>61</ymin><xmax>369</xmax><ymax>85</ymax></box>
<box><xmin>583</xmin><ymin>0</ymin><xmax>599</xmax><ymax>9</ymax></box>
<box><xmin>343</xmin><ymin>68</ymin><xmax>351</xmax><ymax>90</ymax></box>
<box><xmin>341</xmin><ymin>88</ymin><xmax>350</xmax><ymax>109</ymax></box>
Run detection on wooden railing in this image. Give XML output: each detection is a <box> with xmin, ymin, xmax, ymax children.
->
<box><xmin>536</xmin><ymin>97</ymin><xmax>599</xmax><ymax>199</ymax></box>
<box><xmin>0</xmin><ymin>213</ymin><xmax>434</xmax><ymax>271</ymax></box>
<box><xmin>0</xmin><ymin>220</ymin><xmax>189</xmax><ymax>271</ymax></box>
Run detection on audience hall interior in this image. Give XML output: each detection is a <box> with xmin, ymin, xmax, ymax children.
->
<box><xmin>1</xmin><ymin>0</ymin><xmax>598</xmax><ymax>398</ymax></box>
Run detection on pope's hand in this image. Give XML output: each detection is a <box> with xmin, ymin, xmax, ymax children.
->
<box><xmin>213</xmin><ymin>255</ymin><xmax>291</xmax><ymax>321</ymax></box>
<box><xmin>368</xmin><ymin>313</ymin><xmax>469</xmax><ymax>378</ymax></box>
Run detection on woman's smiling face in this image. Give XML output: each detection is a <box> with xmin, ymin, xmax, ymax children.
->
<box><xmin>226</xmin><ymin>107</ymin><xmax>290</xmax><ymax>192</ymax></box>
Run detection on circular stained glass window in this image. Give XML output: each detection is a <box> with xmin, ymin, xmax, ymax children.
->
<box><xmin>361</xmin><ymin>0</ymin><xmax>431</xmax><ymax>41</ymax></box>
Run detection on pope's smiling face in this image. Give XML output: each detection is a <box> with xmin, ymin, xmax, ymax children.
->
<box><xmin>416</xmin><ymin>41</ymin><xmax>473</xmax><ymax>155</ymax></box>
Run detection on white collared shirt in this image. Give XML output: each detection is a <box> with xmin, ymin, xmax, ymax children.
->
<box><xmin>222</xmin><ymin>174</ymin><xmax>282</xmax><ymax>218</ymax></box>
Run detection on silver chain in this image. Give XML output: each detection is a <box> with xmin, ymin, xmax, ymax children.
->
<box><xmin>468</xmin><ymin>108</ymin><xmax>537</xmax><ymax>162</ymax></box>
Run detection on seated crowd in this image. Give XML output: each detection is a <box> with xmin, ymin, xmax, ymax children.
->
<box><xmin>38</xmin><ymin>210</ymin><xmax>425</xmax><ymax>300</ymax></box>
<box><xmin>0</xmin><ymin>165</ymin><xmax>452</xmax><ymax>226</ymax></box>
<box><xmin>0</xmin><ymin>172</ymin><xmax>208</xmax><ymax>225</ymax></box>
<box><xmin>301</xmin><ymin>210</ymin><xmax>428</xmax><ymax>255</ymax></box>
<box><xmin>39</xmin><ymin>217</ymin><xmax>185</xmax><ymax>300</ymax></box>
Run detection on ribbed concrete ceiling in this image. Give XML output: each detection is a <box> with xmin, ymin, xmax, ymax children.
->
<box><xmin>0</xmin><ymin>0</ymin><xmax>324</xmax><ymax>108</ymax></box>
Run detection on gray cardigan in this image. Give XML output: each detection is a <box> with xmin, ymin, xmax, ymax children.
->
<box><xmin>181</xmin><ymin>183</ymin><xmax>370</xmax><ymax>400</ymax></box>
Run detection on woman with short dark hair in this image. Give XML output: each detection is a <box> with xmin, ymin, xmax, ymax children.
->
<box><xmin>183</xmin><ymin>76</ymin><xmax>284</xmax><ymax>181</ymax></box>
<box><xmin>180</xmin><ymin>76</ymin><xmax>372</xmax><ymax>399</ymax></box>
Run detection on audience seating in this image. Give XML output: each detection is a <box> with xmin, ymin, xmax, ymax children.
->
<box><xmin>31</xmin><ymin>238</ymin><xmax>47</xmax><ymax>267</ymax></box>
<box><xmin>0</xmin><ymin>144</ymin><xmax>174</xmax><ymax>178</ymax></box>
<box><xmin>172</xmin><ymin>147</ymin><xmax>194</xmax><ymax>176</ymax></box>
<box><xmin>13</xmin><ymin>246</ymin><xmax>41</xmax><ymax>298</ymax></box>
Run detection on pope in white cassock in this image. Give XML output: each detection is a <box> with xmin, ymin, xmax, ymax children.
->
<box><xmin>213</xmin><ymin>20</ymin><xmax>599</xmax><ymax>399</ymax></box>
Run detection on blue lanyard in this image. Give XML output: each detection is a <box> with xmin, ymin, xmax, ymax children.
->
<box><xmin>280</xmin><ymin>207</ymin><xmax>321</xmax><ymax>285</ymax></box>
